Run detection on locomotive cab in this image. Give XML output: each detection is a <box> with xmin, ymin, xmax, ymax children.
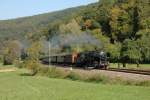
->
<box><xmin>76</xmin><ymin>51</ymin><xmax>109</xmax><ymax>69</ymax></box>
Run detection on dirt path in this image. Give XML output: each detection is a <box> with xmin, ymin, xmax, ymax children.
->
<box><xmin>0</xmin><ymin>68</ymin><xmax>17</xmax><ymax>73</ymax></box>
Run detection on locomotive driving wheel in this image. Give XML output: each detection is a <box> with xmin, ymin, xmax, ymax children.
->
<box><xmin>93</xmin><ymin>61</ymin><xmax>99</xmax><ymax>69</ymax></box>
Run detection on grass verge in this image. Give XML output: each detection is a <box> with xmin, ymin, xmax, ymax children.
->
<box><xmin>36</xmin><ymin>66</ymin><xmax>150</xmax><ymax>86</ymax></box>
<box><xmin>0</xmin><ymin>69</ymin><xmax>150</xmax><ymax>100</ymax></box>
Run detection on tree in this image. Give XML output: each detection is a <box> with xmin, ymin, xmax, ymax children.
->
<box><xmin>96</xmin><ymin>0</ymin><xmax>114</xmax><ymax>37</ymax></box>
<box><xmin>138</xmin><ymin>0</ymin><xmax>150</xmax><ymax>30</ymax></box>
<box><xmin>3</xmin><ymin>40</ymin><xmax>21</xmax><ymax>65</ymax></box>
<box><xmin>59</xmin><ymin>19</ymin><xmax>82</xmax><ymax>34</ymax></box>
<box><xmin>137</xmin><ymin>32</ymin><xmax>150</xmax><ymax>63</ymax></box>
<box><xmin>107</xmin><ymin>43</ymin><xmax>121</xmax><ymax>67</ymax></box>
<box><xmin>24</xmin><ymin>31</ymin><xmax>44</xmax><ymax>75</ymax></box>
<box><xmin>24</xmin><ymin>41</ymin><xmax>42</xmax><ymax>75</ymax></box>
<box><xmin>110</xmin><ymin>5</ymin><xmax>132</xmax><ymax>42</ymax></box>
<box><xmin>121</xmin><ymin>39</ymin><xmax>142</xmax><ymax>67</ymax></box>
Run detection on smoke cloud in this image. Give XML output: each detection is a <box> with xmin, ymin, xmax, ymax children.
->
<box><xmin>43</xmin><ymin>32</ymin><xmax>102</xmax><ymax>54</ymax></box>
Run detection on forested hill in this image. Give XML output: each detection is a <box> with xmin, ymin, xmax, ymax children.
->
<box><xmin>0</xmin><ymin>0</ymin><xmax>150</xmax><ymax>66</ymax></box>
<box><xmin>0</xmin><ymin>5</ymin><xmax>88</xmax><ymax>40</ymax></box>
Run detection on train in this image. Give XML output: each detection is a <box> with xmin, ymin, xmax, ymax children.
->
<box><xmin>41</xmin><ymin>51</ymin><xmax>109</xmax><ymax>69</ymax></box>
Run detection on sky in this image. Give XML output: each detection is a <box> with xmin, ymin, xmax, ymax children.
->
<box><xmin>0</xmin><ymin>0</ymin><xmax>98</xmax><ymax>20</ymax></box>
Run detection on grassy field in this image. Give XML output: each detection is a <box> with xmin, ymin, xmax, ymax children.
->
<box><xmin>0</xmin><ymin>69</ymin><xmax>150</xmax><ymax>100</ymax></box>
<box><xmin>109</xmin><ymin>63</ymin><xmax>150</xmax><ymax>70</ymax></box>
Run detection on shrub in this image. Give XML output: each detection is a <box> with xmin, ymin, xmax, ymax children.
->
<box><xmin>37</xmin><ymin>66</ymin><xmax>109</xmax><ymax>83</ymax></box>
<box><xmin>134</xmin><ymin>81</ymin><xmax>150</xmax><ymax>86</ymax></box>
<box><xmin>86</xmin><ymin>74</ymin><xmax>108</xmax><ymax>83</ymax></box>
<box><xmin>106</xmin><ymin>77</ymin><xmax>150</xmax><ymax>86</ymax></box>
<box><xmin>24</xmin><ymin>41</ymin><xmax>42</xmax><ymax>76</ymax></box>
<box><xmin>14</xmin><ymin>59</ymin><xmax>21</xmax><ymax>68</ymax></box>
<box><xmin>35</xmin><ymin>66</ymin><xmax>150</xmax><ymax>86</ymax></box>
<box><xmin>38</xmin><ymin>66</ymin><xmax>69</xmax><ymax>78</ymax></box>
<box><xmin>15</xmin><ymin>61</ymin><xmax>26</xmax><ymax>68</ymax></box>
<box><xmin>66</xmin><ymin>71</ymin><xmax>81</xmax><ymax>81</ymax></box>
<box><xmin>24</xmin><ymin>60</ymin><xmax>41</xmax><ymax>76</ymax></box>
<box><xmin>38</xmin><ymin>66</ymin><xmax>50</xmax><ymax>75</ymax></box>
<box><xmin>46</xmin><ymin>67</ymin><xmax>60</xmax><ymax>78</ymax></box>
<box><xmin>3</xmin><ymin>56</ymin><xmax>13</xmax><ymax>65</ymax></box>
<box><xmin>3</xmin><ymin>40</ymin><xmax>21</xmax><ymax>65</ymax></box>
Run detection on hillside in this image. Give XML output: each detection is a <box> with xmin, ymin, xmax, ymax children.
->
<box><xmin>0</xmin><ymin>0</ymin><xmax>149</xmax><ymax>66</ymax></box>
<box><xmin>0</xmin><ymin>5</ymin><xmax>87</xmax><ymax>40</ymax></box>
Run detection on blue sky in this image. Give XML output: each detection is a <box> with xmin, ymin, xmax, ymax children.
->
<box><xmin>0</xmin><ymin>0</ymin><xmax>98</xmax><ymax>20</ymax></box>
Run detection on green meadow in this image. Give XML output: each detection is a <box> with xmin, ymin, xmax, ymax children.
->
<box><xmin>0</xmin><ymin>69</ymin><xmax>149</xmax><ymax>100</ymax></box>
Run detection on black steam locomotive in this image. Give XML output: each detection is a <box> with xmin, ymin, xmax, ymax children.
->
<box><xmin>41</xmin><ymin>51</ymin><xmax>109</xmax><ymax>69</ymax></box>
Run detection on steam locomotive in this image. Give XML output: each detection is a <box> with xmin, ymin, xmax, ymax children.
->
<box><xmin>41</xmin><ymin>51</ymin><xmax>109</xmax><ymax>69</ymax></box>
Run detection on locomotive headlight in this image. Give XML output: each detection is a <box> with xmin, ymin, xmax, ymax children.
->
<box><xmin>100</xmin><ymin>51</ymin><xmax>104</xmax><ymax>55</ymax></box>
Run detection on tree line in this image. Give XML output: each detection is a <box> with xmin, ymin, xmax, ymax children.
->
<box><xmin>44</xmin><ymin>0</ymin><xmax>150</xmax><ymax>67</ymax></box>
<box><xmin>0</xmin><ymin>0</ymin><xmax>149</xmax><ymax>68</ymax></box>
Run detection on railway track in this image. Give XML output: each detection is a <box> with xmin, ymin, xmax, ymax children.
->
<box><xmin>64</xmin><ymin>66</ymin><xmax>150</xmax><ymax>75</ymax></box>
<box><xmin>106</xmin><ymin>68</ymin><xmax>150</xmax><ymax>75</ymax></box>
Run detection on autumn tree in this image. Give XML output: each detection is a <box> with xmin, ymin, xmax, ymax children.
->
<box><xmin>110</xmin><ymin>5</ymin><xmax>132</xmax><ymax>43</ymax></box>
<box><xmin>3</xmin><ymin>40</ymin><xmax>21</xmax><ymax>65</ymax></box>
<box><xmin>24</xmin><ymin>41</ymin><xmax>42</xmax><ymax>75</ymax></box>
<box><xmin>96</xmin><ymin>0</ymin><xmax>115</xmax><ymax>37</ymax></box>
<box><xmin>59</xmin><ymin>19</ymin><xmax>82</xmax><ymax>34</ymax></box>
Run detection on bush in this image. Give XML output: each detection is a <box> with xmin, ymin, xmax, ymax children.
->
<box><xmin>134</xmin><ymin>81</ymin><xmax>150</xmax><ymax>86</ymax></box>
<box><xmin>24</xmin><ymin>60</ymin><xmax>41</xmax><ymax>76</ymax></box>
<box><xmin>3</xmin><ymin>56</ymin><xmax>13</xmax><ymax>65</ymax></box>
<box><xmin>15</xmin><ymin>60</ymin><xmax>26</xmax><ymax>68</ymax></box>
<box><xmin>37</xmin><ymin>67</ymin><xmax>110</xmax><ymax>83</ymax></box>
<box><xmin>86</xmin><ymin>74</ymin><xmax>108</xmax><ymax>83</ymax></box>
<box><xmin>38</xmin><ymin>66</ymin><xmax>50</xmax><ymax>75</ymax></box>
<box><xmin>45</xmin><ymin>67</ymin><xmax>61</xmax><ymax>78</ymax></box>
<box><xmin>66</xmin><ymin>71</ymin><xmax>81</xmax><ymax>81</ymax></box>
<box><xmin>38</xmin><ymin>66</ymin><xmax>69</xmax><ymax>78</ymax></box>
